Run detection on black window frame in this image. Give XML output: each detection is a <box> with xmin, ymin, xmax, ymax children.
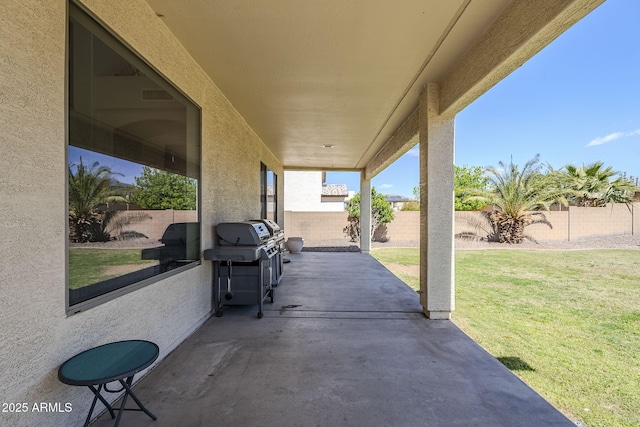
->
<box><xmin>260</xmin><ymin>163</ymin><xmax>278</xmax><ymax>223</ymax></box>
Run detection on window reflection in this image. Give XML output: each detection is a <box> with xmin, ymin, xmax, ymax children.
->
<box><xmin>68</xmin><ymin>4</ymin><xmax>200</xmax><ymax>309</ymax></box>
<box><xmin>261</xmin><ymin>163</ymin><xmax>277</xmax><ymax>222</ymax></box>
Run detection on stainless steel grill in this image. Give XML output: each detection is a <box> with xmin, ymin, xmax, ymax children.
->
<box><xmin>251</xmin><ymin>219</ymin><xmax>284</xmax><ymax>286</ymax></box>
<box><xmin>141</xmin><ymin>222</ymin><xmax>200</xmax><ymax>272</ymax></box>
<box><xmin>203</xmin><ymin>222</ymin><xmax>278</xmax><ymax>318</ymax></box>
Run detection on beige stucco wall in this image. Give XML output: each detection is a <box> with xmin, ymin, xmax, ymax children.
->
<box><xmin>284</xmin><ymin>171</ymin><xmax>324</xmax><ymax>211</ymax></box>
<box><xmin>283</xmin><ymin>171</ymin><xmax>347</xmax><ymax>212</ymax></box>
<box><xmin>0</xmin><ymin>1</ymin><xmax>283</xmax><ymax>426</ymax></box>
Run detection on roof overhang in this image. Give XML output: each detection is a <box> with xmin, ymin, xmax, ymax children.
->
<box><xmin>145</xmin><ymin>0</ymin><xmax>605</xmax><ymax>176</ymax></box>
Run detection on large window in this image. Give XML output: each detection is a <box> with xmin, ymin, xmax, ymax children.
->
<box><xmin>67</xmin><ymin>3</ymin><xmax>201</xmax><ymax>312</ymax></box>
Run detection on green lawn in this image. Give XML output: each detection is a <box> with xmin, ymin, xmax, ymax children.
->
<box><xmin>68</xmin><ymin>248</ymin><xmax>157</xmax><ymax>289</ymax></box>
<box><xmin>372</xmin><ymin>248</ymin><xmax>640</xmax><ymax>427</ymax></box>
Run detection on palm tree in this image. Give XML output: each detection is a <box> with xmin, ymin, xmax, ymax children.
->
<box><xmin>465</xmin><ymin>155</ymin><xmax>568</xmax><ymax>243</ymax></box>
<box><xmin>559</xmin><ymin>161</ymin><xmax>636</xmax><ymax>207</ymax></box>
<box><xmin>68</xmin><ymin>158</ymin><xmax>126</xmax><ymax>242</ymax></box>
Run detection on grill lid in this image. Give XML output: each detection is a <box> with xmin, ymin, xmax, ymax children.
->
<box><xmin>251</xmin><ymin>219</ymin><xmax>281</xmax><ymax>235</ymax></box>
<box><xmin>217</xmin><ymin>222</ymin><xmax>271</xmax><ymax>246</ymax></box>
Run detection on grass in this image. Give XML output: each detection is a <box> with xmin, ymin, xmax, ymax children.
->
<box><xmin>371</xmin><ymin>247</ymin><xmax>640</xmax><ymax>427</ymax></box>
<box><xmin>68</xmin><ymin>248</ymin><xmax>157</xmax><ymax>289</ymax></box>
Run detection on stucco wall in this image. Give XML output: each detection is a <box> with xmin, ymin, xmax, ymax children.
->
<box><xmin>284</xmin><ymin>171</ymin><xmax>321</xmax><ymax>211</ymax></box>
<box><xmin>0</xmin><ymin>1</ymin><xmax>282</xmax><ymax>426</ymax></box>
<box><xmin>283</xmin><ymin>171</ymin><xmax>348</xmax><ymax>212</ymax></box>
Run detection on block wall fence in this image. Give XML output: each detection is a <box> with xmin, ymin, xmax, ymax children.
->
<box><xmin>112</xmin><ymin>204</ymin><xmax>639</xmax><ymax>245</ymax></box>
<box><xmin>283</xmin><ymin>204</ymin><xmax>640</xmax><ymax>243</ymax></box>
<box><xmin>113</xmin><ymin>209</ymin><xmax>198</xmax><ymax>242</ymax></box>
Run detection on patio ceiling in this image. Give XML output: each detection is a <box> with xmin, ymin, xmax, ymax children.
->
<box><xmin>146</xmin><ymin>0</ymin><xmax>603</xmax><ymax>173</ymax></box>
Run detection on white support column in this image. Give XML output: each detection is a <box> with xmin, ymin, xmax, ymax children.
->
<box><xmin>360</xmin><ymin>172</ymin><xmax>372</xmax><ymax>253</ymax></box>
<box><xmin>419</xmin><ymin>83</ymin><xmax>455</xmax><ymax>319</ymax></box>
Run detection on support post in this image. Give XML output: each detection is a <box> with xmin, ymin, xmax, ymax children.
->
<box><xmin>360</xmin><ymin>172</ymin><xmax>372</xmax><ymax>253</ymax></box>
<box><xmin>419</xmin><ymin>83</ymin><xmax>455</xmax><ymax>319</ymax></box>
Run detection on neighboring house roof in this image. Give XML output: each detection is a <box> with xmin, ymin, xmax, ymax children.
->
<box><xmin>384</xmin><ymin>194</ymin><xmax>414</xmax><ymax>202</ymax></box>
<box><xmin>322</xmin><ymin>184</ymin><xmax>348</xmax><ymax>197</ymax></box>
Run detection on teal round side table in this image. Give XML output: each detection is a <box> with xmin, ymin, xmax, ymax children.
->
<box><xmin>58</xmin><ymin>340</ymin><xmax>159</xmax><ymax>427</ymax></box>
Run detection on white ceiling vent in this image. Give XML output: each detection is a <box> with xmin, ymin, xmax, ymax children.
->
<box><xmin>141</xmin><ymin>89</ymin><xmax>173</xmax><ymax>102</ymax></box>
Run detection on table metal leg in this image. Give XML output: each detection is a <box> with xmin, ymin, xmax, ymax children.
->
<box><xmin>84</xmin><ymin>377</ymin><xmax>156</xmax><ymax>427</ymax></box>
<box><xmin>85</xmin><ymin>384</ymin><xmax>115</xmax><ymax>426</ymax></box>
<box><xmin>118</xmin><ymin>376</ymin><xmax>157</xmax><ymax>421</ymax></box>
<box><xmin>113</xmin><ymin>379</ymin><xmax>130</xmax><ymax>427</ymax></box>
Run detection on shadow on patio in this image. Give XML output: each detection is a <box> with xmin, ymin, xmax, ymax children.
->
<box><xmin>94</xmin><ymin>252</ymin><xmax>573</xmax><ymax>427</ymax></box>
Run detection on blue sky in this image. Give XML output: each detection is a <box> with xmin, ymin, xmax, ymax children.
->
<box><xmin>327</xmin><ymin>0</ymin><xmax>640</xmax><ymax>198</ymax></box>
<box><xmin>69</xmin><ymin>146</ymin><xmax>144</xmax><ymax>184</ymax></box>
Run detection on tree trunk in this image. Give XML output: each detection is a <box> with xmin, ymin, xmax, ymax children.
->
<box><xmin>490</xmin><ymin>212</ymin><xmax>527</xmax><ymax>244</ymax></box>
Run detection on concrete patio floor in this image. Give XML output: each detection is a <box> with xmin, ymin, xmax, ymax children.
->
<box><xmin>94</xmin><ymin>252</ymin><xmax>575</xmax><ymax>427</ymax></box>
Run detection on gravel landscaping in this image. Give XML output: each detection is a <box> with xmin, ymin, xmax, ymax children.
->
<box><xmin>299</xmin><ymin>234</ymin><xmax>640</xmax><ymax>251</ymax></box>
<box><xmin>453</xmin><ymin>233</ymin><xmax>640</xmax><ymax>250</ymax></box>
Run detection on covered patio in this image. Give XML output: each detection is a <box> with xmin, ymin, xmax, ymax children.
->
<box><xmin>94</xmin><ymin>252</ymin><xmax>574</xmax><ymax>426</ymax></box>
<box><xmin>137</xmin><ymin>0</ymin><xmax>606</xmax><ymax>320</ymax></box>
<box><xmin>0</xmin><ymin>1</ymin><xmax>605</xmax><ymax>426</ymax></box>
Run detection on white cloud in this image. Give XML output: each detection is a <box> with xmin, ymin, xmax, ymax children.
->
<box><xmin>587</xmin><ymin>129</ymin><xmax>640</xmax><ymax>147</ymax></box>
<box><xmin>379</xmin><ymin>183</ymin><xmax>393</xmax><ymax>189</ymax></box>
<box><xmin>406</xmin><ymin>147</ymin><xmax>419</xmax><ymax>157</ymax></box>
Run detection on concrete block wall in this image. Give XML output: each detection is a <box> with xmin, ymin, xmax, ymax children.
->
<box><xmin>526</xmin><ymin>211</ymin><xmax>569</xmax><ymax>241</ymax></box>
<box><xmin>454</xmin><ymin>211</ymin><xmax>495</xmax><ymax>240</ymax></box>
<box><xmin>284</xmin><ymin>211</ymin><xmax>348</xmax><ymax>241</ymax></box>
<box><xmin>456</xmin><ymin>205</ymin><xmax>638</xmax><ymax>242</ymax></box>
<box><xmin>384</xmin><ymin>211</ymin><xmax>420</xmax><ymax>241</ymax></box>
<box><xmin>287</xmin><ymin>205</ymin><xmax>639</xmax><ymax>245</ymax></box>
<box><xmin>116</xmin><ymin>210</ymin><xmax>198</xmax><ymax>241</ymax></box>
<box><xmin>284</xmin><ymin>211</ymin><xmax>421</xmax><ymax>243</ymax></box>
<box><xmin>457</xmin><ymin>210</ymin><xmax>573</xmax><ymax>242</ymax></box>
<box><xmin>568</xmin><ymin>204</ymin><xmax>633</xmax><ymax>240</ymax></box>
